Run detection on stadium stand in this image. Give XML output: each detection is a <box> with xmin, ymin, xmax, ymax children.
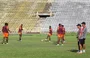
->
<box><xmin>0</xmin><ymin>0</ymin><xmax>48</xmax><ymax>34</ymax></box>
<box><xmin>0</xmin><ymin>0</ymin><xmax>90</xmax><ymax>33</ymax></box>
<box><xmin>41</xmin><ymin>0</ymin><xmax>90</xmax><ymax>33</ymax></box>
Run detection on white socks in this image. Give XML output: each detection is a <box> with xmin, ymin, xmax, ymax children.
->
<box><xmin>80</xmin><ymin>50</ymin><xmax>83</xmax><ymax>53</ymax></box>
<box><xmin>82</xmin><ymin>50</ymin><xmax>85</xmax><ymax>53</ymax></box>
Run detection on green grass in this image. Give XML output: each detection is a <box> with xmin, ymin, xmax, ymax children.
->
<box><xmin>0</xmin><ymin>34</ymin><xmax>90</xmax><ymax>58</ymax></box>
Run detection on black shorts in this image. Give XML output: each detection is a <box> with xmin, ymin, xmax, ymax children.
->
<box><xmin>79</xmin><ymin>39</ymin><xmax>85</xmax><ymax>45</ymax></box>
<box><xmin>83</xmin><ymin>38</ymin><xmax>86</xmax><ymax>44</ymax></box>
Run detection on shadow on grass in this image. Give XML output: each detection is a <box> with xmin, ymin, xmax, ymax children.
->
<box><xmin>52</xmin><ymin>41</ymin><xmax>57</xmax><ymax>45</ymax></box>
<box><xmin>69</xmin><ymin>49</ymin><xmax>78</xmax><ymax>53</ymax></box>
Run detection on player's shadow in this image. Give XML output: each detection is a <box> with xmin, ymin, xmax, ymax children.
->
<box><xmin>69</xmin><ymin>49</ymin><xmax>78</xmax><ymax>53</ymax></box>
<box><xmin>52</xmin><ymin>41</ymin><xmax>57</xmax><ymax>45</ymax></box>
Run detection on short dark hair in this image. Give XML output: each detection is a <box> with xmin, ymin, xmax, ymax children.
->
<box><xmin>81</xmin><ymin>22</ymin><xmax>86</xmax><ymax>25</ymax></box>
<box><xmin>77</xmin><ymin>24</ymin><xmax>81</xmax><ymax>27</ymax></box>
<box><xmin>5</xmin><ymin>23</ymin><xmax>8</xmax><ymax>26</ymax></box>
<box><xmin>59</xmin><ymin>24</ymin><xmax>62</xmax><ymax>26</ymax></box>
<box><xmin>21</xmin><ymin>24</ymin><xmax>23</xmax><ymax>26</ymax></box>
<box><xmin>49</xmin><ymin>26</ymin><xmax>51</xmax><ymax>28</ymax></box>
<box><xmin>62</xmin><ymin>25</ymin><xmax>64</xmax><ymax>27</ymax></box>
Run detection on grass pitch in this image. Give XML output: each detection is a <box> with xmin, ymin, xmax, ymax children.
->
<box><xmin>0</xmin><ymin>33</ymin><xmax>90</xmax><ymax>58</ymax></box>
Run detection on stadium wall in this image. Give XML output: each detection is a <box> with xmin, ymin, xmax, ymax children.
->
<box><xmin>40</xmin><ymin>0</ymin><xmax>90</xmax><ymax>33</ymax></box>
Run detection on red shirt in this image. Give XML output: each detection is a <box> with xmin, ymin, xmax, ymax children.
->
<box><xmin>62</xmin><ymin>27</ymin><xmax>65</xmax><ymax>34</ymax></box>
<box><xmin>2</xmin><ymin>26</ymin><xmax>9</xmax><ymax>33</ymax></box>
<box><xmin>49</xmin><ymin>28</ymin><xmax>52</xmax><ymax>35</ymax></box>
<box><xmin>78</xmin><ymin>27</ymin><xmax>83</xmax><ymax>38</ymax></box>
<box><xmin>18</xmin><ymin>26</ymin><xmax>23</xmax><ymax>32</ymax></box>
<box><xmin>57</xmin><ymin>26</ymin><xmax>64</xmax><ymax>34</ymax></box>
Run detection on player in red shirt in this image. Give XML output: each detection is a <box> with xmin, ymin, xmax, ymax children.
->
<box><xmin>18</xmin><ymin>24</ymin><xmax>23</xmax><ymax>41</ymax></box>
<box><xmin>2</xmin><ymin>23</ymin><xmax>10</xmax><ymax>44</ymax></box>
<box><xmin>57</xmin><ymin>24</ymin><xmax>64</xmax><ymax>46</ymax></box>
<box><xmin>62</xmin><ymin>25</ymin><xmax>66</xmax><ymax>43</ymax></box>
<box><xmin>45</xmin><ymin>26</ymin><xmax>52</xmax><ymax>42</ymax></box>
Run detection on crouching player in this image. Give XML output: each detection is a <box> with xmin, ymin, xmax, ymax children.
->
<box><xmin>2</xmin><ymin>23</ymin><xmax>10</xmax><ymax>44</ymax></box>
<box><xmin>45</xmin><ymin>26</ymin><xmax>52</xmax><ymax>42</ymax></box>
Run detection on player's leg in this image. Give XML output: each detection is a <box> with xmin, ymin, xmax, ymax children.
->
<box><xmin>82</xmin><ymin>39</ymin><xmax>86</xmax><ymax>53</ymax></box>
<box><xmin>60</xmin><ymin>35</ymin><xmax>64</xmax><ymax>45</ymax></box>
<box><xmin>6</xmin><ymin>37</ymin><xmax>8</xmax><ymax>44</ymax></box>
<box><xmin>44</xmin><ymin>35</ymin><xmax>49</xmax><ymax>41</ymax></box>
<box><xmin>46</xmin><ymin>33</ymin><xmax>51</xmax><ymax>40</ymax></box>
<box><xmin>46</xmin><ymin>35</ymin><xmax>49</xmax><ymax>40</ymax></box>
<box><xmin>61</xmin><ymin>38</ymin><xmax>63</xmax><ymax>45</ymax></box>
<box><xmin>57</xmin><ymin>34</ymin><xmax>61</xmax><ymax>45</ymax></box>
<box><xmin>6</xmin><ymin>33</ymin><xmax>9</xmax><ymax>44</ymax></box>
<box><xmin>2</xmin><ymin>33</ymin><xmax>6</xmax><ymax>44</ymax></box>
<box><xmin>79</xmin><ymin>44</ymin><xmax>83</xmax><ymax>54</ymax></box>
<box><xmin>63</xmin><ymin>35</ymin><xmax>65</xmax><ymax>43</ymax></box>
<box><xmin>2</xmin><ymin>37</ymin><xmax>5</xmax><ymax>44</ymax></box>
<box><xmin>83</xmin><ymin>44</ymin><xmax>86</xmax><ymax>53</ymax></box>
<box><xmin>57</xmin><ymin>37</ymin><xmax>60</xmax><ymax>45</ymax></box>
<box><xmin>77</xmin><ymin>41</ymin><xmax>80</xmax><ymax>52</ymax></box>
<box><xmin>48</xmin><ymin>36</ymin><xmax>51</xmax><ymax>42</ymax></box>
<box><xmin>19</xmin><ymin>33</ymin><xmax>22</xmax><ymax>41</ymax></box>
<box><xmin>19</xmin><ymin>34</ymin><xmax>21</xmax><ymax>40</ymax></box>
<box><xmin>48</xmin><ymin>34</ymin><xmax>52</xmax><ymax>41</ymax></box>
<box><xmin>62</xmin><ymin>36</ymin><xmax>64</xmax><ymax>41</ymax></box>
<box><xmin>78</xmin><ymin>39</ymin><xmax>83</xmax><ymax>54</ymax></box>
